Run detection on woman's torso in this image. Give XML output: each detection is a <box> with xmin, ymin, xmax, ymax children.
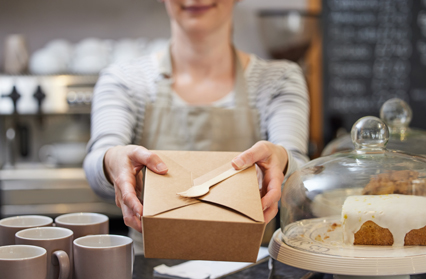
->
<box><xmin>89</xmin><ymin>51</ymin><xmax>309</xmax><ymax>162</ymax></box>
<box><xmin>138</xmin><ymin>47</ymin><xmax>261</xmax><ymax>152</ymax></box>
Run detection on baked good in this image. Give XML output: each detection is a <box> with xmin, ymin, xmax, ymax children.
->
<box><xmin>362</xmin><ymin>170</ymin><xmax>426</xmax><ymax>196</ymax></box>
<box><xmin>342</xmin><ymin>194</ymin><xmax>426</xmax><ymax>246</ymax></box>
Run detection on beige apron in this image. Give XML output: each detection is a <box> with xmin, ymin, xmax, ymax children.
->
<box><xmin>130</xmin><ymin>46</ymin><xmax>262</xmax><ymax>254</ymax></box>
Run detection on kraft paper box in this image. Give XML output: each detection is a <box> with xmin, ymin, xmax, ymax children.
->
<box><xmin>142</xmin><ymin>150</ymin><xmax>266</xmax><ymax>262</ymax></box>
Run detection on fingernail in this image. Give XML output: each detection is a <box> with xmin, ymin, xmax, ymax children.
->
<box><xmin>263</xmin><ymin>205</ymin><xmax>269</xmax><ymax>211</ymax></box>
<box><xmin>156</xmin><ymin>163</ymin><xmax>167</xmax><ymax>172</ymax></box>
<box><xmin>232</xmin><ymin>157</ymin><xmax>245</xmax><ymax>168</ymax></box>
<box><xmin>136</xmin><ymin>213</ymin><xmax>141</xmax><ymax>219</ymax></box>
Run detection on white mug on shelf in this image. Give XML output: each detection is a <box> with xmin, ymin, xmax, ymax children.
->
<box><xmin>39</xmin><ymin>142</ymin><xmax>87</xmax><ymax>166</ymax></box>
<box><xmin>3</xmin><ymin>34</ymin><xmax>29</xmax><ymax>74</ymax></box>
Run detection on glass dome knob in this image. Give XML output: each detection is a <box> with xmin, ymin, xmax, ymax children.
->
<box><xmin>351</xmin><ymin>116</ymin><xmax>389</xmax><ymax>151</ymax></box>
<box><xmin>380</xmin><ymin>98</ymin><xmax>412</xmax><ymax>131</ymax></box>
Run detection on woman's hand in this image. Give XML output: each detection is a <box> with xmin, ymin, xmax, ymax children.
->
<box><xmin>231</xmin><ymin>141</ymin><xmax>288</xmax><ymax>224</ymax></box>
<box><xmin>104</xmin><ymin>145</ymin><xmax>168</xmax><ymax>232</ymax></box>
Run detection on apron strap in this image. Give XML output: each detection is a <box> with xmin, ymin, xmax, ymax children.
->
<box><xmin>155</xmin><ymin>43</ymin><xmax>174</xmax><ymax>106</ymax></box>
<box><xmin>233</xmin><ymin>49</ymin><xmax>249</xmax><ymax>108</ymax></box>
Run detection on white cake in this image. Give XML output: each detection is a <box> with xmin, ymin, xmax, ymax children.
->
<box><xmin>341</xmin><ymin>194</ymin><xmax>426</xmax><ymax>246</ymax></box>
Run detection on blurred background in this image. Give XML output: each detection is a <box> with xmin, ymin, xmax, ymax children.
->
<box><xmin>0</xmin><ymin>0</ymin><xmax>320</xmax><ymax>225</ymax></box>
<box><xmin>1</xmin><ymin>0</ymin><xmax>426</xmax><ymax>232</ymax></box>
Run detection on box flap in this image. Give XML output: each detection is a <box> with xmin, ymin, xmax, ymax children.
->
<box><xmin>194</xmin><ymin>163</ymin><xmax>264</xmax><ymax>222</ymax></box>
<box><xmin>143</xmin><ymin>153</ymin><xmax>199</xmax><ymax>217</ymax></box>
<box><xmin>154</xmin><ymin>151</ymin><xmax>236</xmax><ymax>179</ymax></box>
<box><xmin>155</xmin><ymin>202</ymin><xmax>256</xmax><ymax>223</ymax></box>
<box><xmin>144</xmin><ymin>151</ymin><xmax>264</xmax><ymax>223</ymax></box>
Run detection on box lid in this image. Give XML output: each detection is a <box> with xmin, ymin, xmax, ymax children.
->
<box><xmin>143</xmin><ymin>151</ymin><xmax>264</xmax><ymax>223</ymax></box>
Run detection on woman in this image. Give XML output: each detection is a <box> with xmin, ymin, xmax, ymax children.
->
<box><xmin>84</xmin><ymin>0</ymin><xmax>309</xmax><ymax>253</ymax></box>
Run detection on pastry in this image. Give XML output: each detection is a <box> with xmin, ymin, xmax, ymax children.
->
<box><xmin>342</xmin><ymin>194</ymin><xmax>426</xmax><ymax>246</ymax></box>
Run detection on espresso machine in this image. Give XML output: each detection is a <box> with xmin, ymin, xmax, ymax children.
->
<box><xmin>0</xmin><ymin>74</ymin><xmax>121</xmax><ymax>218</ymax></box>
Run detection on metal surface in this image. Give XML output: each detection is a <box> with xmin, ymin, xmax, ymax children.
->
<box><xmin>0</xmin><ymin>74</ymin><xmax>121</xmax><ymax>219</ymax></box>
<box><xmin>0</xmin><ymin>166</ymin><xmax>87</xmax><ymax>180</ymax></box>
<box><xmin>0</xmin><ymin>74</ymin><xmax>97</xmax><ymax>115</ymax></box>
<box><xmin>0</xmin><ymin>167</ymin><xmax>121</xmax><ymax>218</ymax></box>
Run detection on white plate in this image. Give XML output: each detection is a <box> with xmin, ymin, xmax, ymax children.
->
<box><xmin>282</xmin><ymin>217</ymin><xmax>426</xmax><ymax>258</ymax></box>
<box><xmin>268</xmin><ymin>218</ymin><xmax>426</xmax><ymax>276</ymax></box>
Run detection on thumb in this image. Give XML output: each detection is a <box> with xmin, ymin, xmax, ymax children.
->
<box><xmin>231</xmin><ymin>142</ymin><xmax>268</xmax><ymax>170</ymax></box>
<box><xmin>129</xmin><ymin>148</ymin><xmax>168</xmax><ymax>174</ymax></box>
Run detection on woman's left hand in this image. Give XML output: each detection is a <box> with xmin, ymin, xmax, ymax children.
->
<box><xmin>231</xmin><ymin>141</ymin><xmax>288</xmax><ymax>224</ymax></box>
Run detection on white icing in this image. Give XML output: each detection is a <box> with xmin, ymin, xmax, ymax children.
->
<box><xmin>341</xmin><ymin>194</ymin><xmax>426</xmax><ymax>246</ymax></box>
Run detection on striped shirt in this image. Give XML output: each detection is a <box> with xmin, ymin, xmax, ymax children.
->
<box><xmin>83</xmin><ymin>52</ymin><xmax>310</xmax><ymax>200</ymax></box>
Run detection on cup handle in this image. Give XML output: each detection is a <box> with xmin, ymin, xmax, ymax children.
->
<box><xmin>52</xmin><ymin>250</ymin><xmax>70</xmax><ymax>279</ymax></box>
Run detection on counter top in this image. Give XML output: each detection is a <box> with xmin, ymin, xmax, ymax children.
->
<box><xmin>132</xmin><ymin>255</ymin><xmax>308</xmax><ymax>279</ymax></box>
<box><xmin>132</xmin><ymin>255</ymin><xmax>426</xmax><ymax>279</ymax></box>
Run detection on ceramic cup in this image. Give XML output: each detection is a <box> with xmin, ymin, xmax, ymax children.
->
<box><xmin>0</xmin><ymin>215</ymin><xmax>53</xmax><ymax>246</ymax></box>
<box><xmin>16</xmin><ymin>227</ymin><xmax>73</xmax><ymax>279</ymax></box>
<box><xmin>55</xmin><ymin>212</ymin><xmax>109</xmax><ymax>240</ymax></box>
<box><xmin>39</xmin><ymin>142</ymin><xmax>87</xmax><ymax>166</ymax></box>
<box><xmin>0</xmin><ymin>245</ymin><xmax>47</xmax><ymax>279</ymax></box>
<box><xmin>3</xmin><ymin>34</ymin><xmax>29</xmax><ymax>74</ymax></box>
<box><xmin>73</xmin><ymin>234</ymin><xmax>133</xmax><ymax>279</ymax></box>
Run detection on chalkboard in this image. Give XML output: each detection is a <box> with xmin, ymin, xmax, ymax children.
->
<box><xmin>322</xmin><ymin>0</ymin><xmax>426</xmax><ymax>143</ymax></box>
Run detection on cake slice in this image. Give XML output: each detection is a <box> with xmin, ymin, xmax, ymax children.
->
<box><xmin>341</xmin><ymin>194</ymin><xmax>426</xmax><ymax>246</ymax></box>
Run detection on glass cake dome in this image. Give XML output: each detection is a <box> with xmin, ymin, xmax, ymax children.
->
<box><xmin>281</xmin><ymin>115</ymin><xmax>426</xmax><ymax>231</ymax></box>
<box><xmin>322</xmin><ymin>98</ymin><xmax>426</xmax><ymax>156</ymax></box>
<box><xmin>271</xmin><ymin>116</ymin><xmax>426</xmax><ymax>278</ymax></box>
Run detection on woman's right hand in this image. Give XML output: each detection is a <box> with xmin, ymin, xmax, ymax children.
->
<box><xmin>103</xmin><ymin>145</ymin><xmax>168</xmax><ymax>232</ymax></box>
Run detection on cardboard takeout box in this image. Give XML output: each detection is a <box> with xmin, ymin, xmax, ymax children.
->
<box><xmin>142</xmin><ymin>150</ymin><xmax>265</xmax><ymax>262</ymax></box>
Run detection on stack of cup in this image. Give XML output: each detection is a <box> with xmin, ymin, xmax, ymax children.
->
<box><xmin>0</xmin><ymin>212</ymin><xmax>134</xmax><ymax>279</ymax></box>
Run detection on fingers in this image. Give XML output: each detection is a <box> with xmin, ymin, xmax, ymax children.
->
<box><xmin>261</xmin><ymin>175</ymin><xmax>281</xmax><ymax>209</ymax></box>
<box><xmin>263</xmin><ymin>202</ymin><xmax>278</xmax><ymax>224</ymax></box>
<box><xmin>114</xmin><ymin>168</ymin><xmax>143</xmax><ymax>224</ymax></box>
<box><xmin>122</xmin><ymin>188</ymin><xmax>143</xmax><ymax>219</ymax></box>
<box><xmin>106</xmin><ymin>145</ymin><xmax>167</xmax><ymax>232</ymax></box>
<box><xmin>232</xmin><ymin>141</ymin><xmax>286</xmax><ymax>224</ymax></box>
<box><xmin>261</xmin><ymin>169</ymin><xmax>282</xmax><ymax>224</ymax></box>
<box><xmin>115</xmin><ymin>180</ymin><xmax>143</xmax><ymax>232</ymax></box>
<box><xmin>122</xmin><ymin>202</ymin><xmax>142</xmax><ymax>233</ymax></box>
<box><xmin>129</xmin><ymin>147</ymin><xmax>168</xmax><ymax>174</ymax></box>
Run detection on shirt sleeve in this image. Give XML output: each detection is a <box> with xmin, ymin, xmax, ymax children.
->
<box><xmin>259</xmin><ymin>60</ymin><xmax>310</xmax><ymax>178</ymax></box>
<box><xmin>83</xmin><ymin>63</ymin><xmax>141</xmax><ymax>201</ymax></box>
